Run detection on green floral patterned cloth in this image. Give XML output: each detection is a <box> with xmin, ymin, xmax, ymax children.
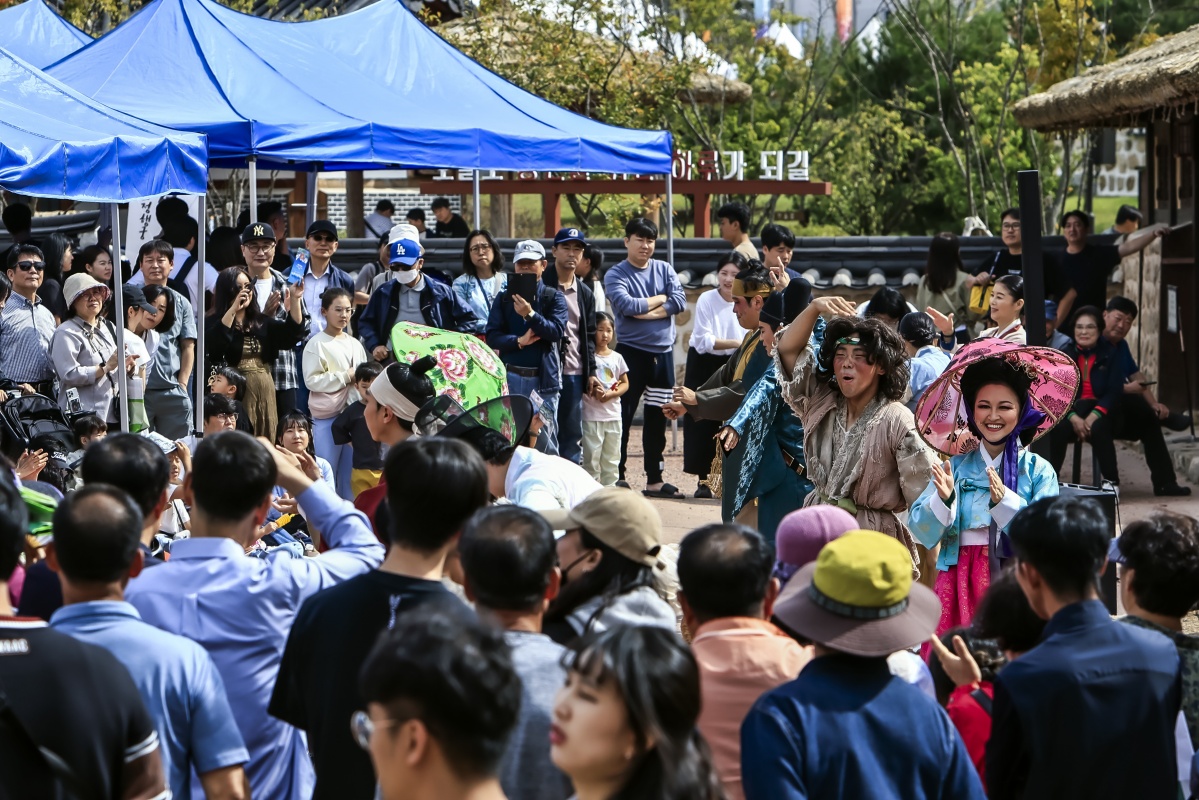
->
<box><xmin>389</xmin><ymin>321</ymin><xmax>508</xmax><ymax>409</ymax></box>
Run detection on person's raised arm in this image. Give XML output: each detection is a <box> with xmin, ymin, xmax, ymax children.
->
<box><xmin>264</xmin><ymin>441</ymin><xmax>384</xmax><ymax>597</ymax></box>
<box><xmin>776</xmin><ymin>296</ymin><xmax>857</xmax><ymax>377</ymax></box>
<box><xmin>1118</xmin><ymin>223</ymin><xmax>1169</xmax><ymax>258</ymax></box>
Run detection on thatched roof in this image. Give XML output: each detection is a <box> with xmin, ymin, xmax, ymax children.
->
<box><xmin>1014</xmin><ymin>24</ymin><xmax>1199</xmax><ymax>132</ymax></box>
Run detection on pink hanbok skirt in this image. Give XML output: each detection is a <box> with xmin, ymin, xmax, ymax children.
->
<box><xmin>934</xmin><ymin>544</ymin><xmax>991</xmax><ymax>637</ymax></box>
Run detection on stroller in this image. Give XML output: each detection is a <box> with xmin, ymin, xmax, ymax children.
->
<box><xmin>0</xmin><ymin>392</ymin><xmax>75</xmax><ymax>462</ymax></box>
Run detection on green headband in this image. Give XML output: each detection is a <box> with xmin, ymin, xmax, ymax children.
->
<box><xmin>835</xmin><ymin>336</ymin><xmax>862</xmax><ymax>346</ymax></box>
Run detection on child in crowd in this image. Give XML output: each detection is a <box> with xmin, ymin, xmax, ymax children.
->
<box><xmin>139</xmin><ymin>431</ymin><xmax>192</xmax><ymax>542</ymax></box>
<box><xmin>899</xmin><ymin>311</ymin><xmax>950</xmax><ymax>413</ymax></box>
<box><xmin>303</xmin><ymin>287</ymin><xmax>367</xmax><ymax>500</ymax></box>
<box><xmin>581</xmin><ymin>312</ymin><xmax>629</xmax><ymax>486</ymax></box>
<box><xmin>264</xmin><ymin>411</ymin><xmax>334</xmax><ymax>550</ymax></box>
<box><xmin>121</xmin><ymin>284</ymin><xmax>156</xmax><ymax>433</ymax></box>
<box><xmin>332</xmin><ymin>361</ymin><xmax>386</xmax><ymax>498</ymax></box>
<box><xmin>66</xmin><ymin>414</ymin><xmax>107</xmax><ymax>465</ymax></box>
<box><xmin>207</xmin><ymin>364</ymin><xmax>254</xmax><ymax>435</ymax></box>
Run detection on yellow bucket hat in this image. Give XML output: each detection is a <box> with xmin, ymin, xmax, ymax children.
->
<box><xmin>773</xmin><ymin>530</ymin><xmax>941</xmax><ymax>657</ymax></box>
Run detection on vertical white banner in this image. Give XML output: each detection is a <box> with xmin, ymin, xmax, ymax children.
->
<box><xmin>123</xmin><ymin>194</ymin><xmax>201</xmax><ymax>262</ymax></box>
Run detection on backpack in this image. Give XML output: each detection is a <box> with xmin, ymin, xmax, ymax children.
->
<box><xmin>167</xmin><ymin>253</ymin><xmax>199</xmax><ymax>300</ymax></box>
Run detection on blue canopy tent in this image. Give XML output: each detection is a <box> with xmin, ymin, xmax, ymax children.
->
<box><xmin>0</xmin><ymin>46</ymin><xmax>206</xmax><ymax>201</ymax></box>
<box><xmin>297</xmin><ymin>0</ymin><xmax>672</xmax><ymax>175</ymax></box>
<box><xmin>0</xmin><ymin>45</ymin><xmax>208</xmax><ymax>432</ymax></box>
<box><xmin>0</xmin><ymin>0</ymin><xmax>90</xmax><ymax>69</ymax></box>
<box><xmin>47</xmin><ymin>0</ymin><xmax>671</xmax><ymax>173</ymax></box>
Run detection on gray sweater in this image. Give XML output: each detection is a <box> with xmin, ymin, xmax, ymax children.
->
<box><xmin>500</xmin><ymin>631</ymin><xmax>573</xmax><ymax>800</ymax></box>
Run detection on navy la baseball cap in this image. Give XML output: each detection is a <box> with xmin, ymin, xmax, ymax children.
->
<box><xmin>554</xmin><ymin>227</ymin><xmax>585</xmax><ymax>245</ymax></box>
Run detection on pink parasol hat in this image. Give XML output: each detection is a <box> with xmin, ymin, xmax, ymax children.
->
<box><xmin>914</xmin><ymin>339</ymin><xmax>1080</xmax><ymax>458</ymax></box>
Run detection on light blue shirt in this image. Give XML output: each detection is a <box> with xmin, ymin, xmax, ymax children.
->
<box><xmin>51</xmin><ymin>600</ymin><xmax>248</xmax><ymax>800</ymax></box>
<box><xmin>269</xmin><ymin>455</ymin><xmax>335</xmax><ymax>521</ymax></box>
<box><xmin>907</xmin><ymin>345</ymin><xmax>951</xmax><ymax>412</ymax></box>
<box><xmin>126</xmin><ymin>480</ymin><xmax>385</xmax><ymax>800</ymax></box>
<box><xmin>453</xmin><ymin>271</ymin><xmax>507</xmax><ymax>334</ymax></box>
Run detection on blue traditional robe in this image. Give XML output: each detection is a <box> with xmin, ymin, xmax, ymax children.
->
<box><xmin>909</xmin><ymin>447</ymin><xmax>1059</xmax><ymax>571</ymax></box>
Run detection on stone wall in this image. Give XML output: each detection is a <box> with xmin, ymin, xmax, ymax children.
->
<box><xmin>322</xmin><ymin>190</ymin><xmax>462</xmax><ymax>233</ymax></box>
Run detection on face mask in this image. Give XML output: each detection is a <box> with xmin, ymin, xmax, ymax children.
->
<box><xmin>393</xmin><ymin>268</ymin><xmax>419</xmax><ymax>284</ymax></box>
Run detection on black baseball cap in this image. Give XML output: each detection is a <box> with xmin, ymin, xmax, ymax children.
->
<box><xmin>121</xmin><ymin>283</ymin><xmax>157</xmax><ymax>314</ymax></box>
<box><xmin>241</xmin><ymin>221</ymin><xmax>276</xmax><ymax>244</ymax></box>
<box><xmin>306</xmin><ymin>220</ymin><xmax>338</xmax><ymax>241</ymax></box>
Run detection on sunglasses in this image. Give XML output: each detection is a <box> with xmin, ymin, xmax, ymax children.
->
<box><xmin>244</xmin><ymin>243</ymin><xmax>275</xmax><ymax>254</ymax></box>
<box><xmin>14</xmin><ymin>260</ymin><xmax>45</xmax><ymax>272</ymax></box>
<box><xmin>309</xmin><ymin>234</ymin><xmax>336</xmax><ymax>243</ymax></box>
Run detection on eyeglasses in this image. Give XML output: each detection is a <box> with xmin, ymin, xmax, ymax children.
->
<box><xmin>309</xmin><ymin>234</ymin><xmax>335</xmax><ymax>243</ymax></box>
<box><xmin>469</xmin><ymin>244</ymin><xmax>492</xmax><ymax>254</ymax></box>
<box><xmin>351</xmin><ymin>711</ymin><xmax>403</xmax><ymax>752</ymax></box>
<box><xmin>1001</xmin><ymin>223</ymin><xmax>1020</xmax><ymax>231</ymax></box>
<box><xmin>14</xmin><ymin>260</ymin><xmax>44</xmax><ymax>272</ymax></box>
<box><xmin>244</xmin><ymin>243</ymin><xmax>275</xmax><ymax>254</ymax></box>
<box><xmin>214</xmin><ymin>413</ymin><xmax>238</xmax><ymax>422</ymax></box>
<box><xmin>1075</xmin><ymin>323</ymin><xmax>1099</xmax><ymax>331</ymax></box>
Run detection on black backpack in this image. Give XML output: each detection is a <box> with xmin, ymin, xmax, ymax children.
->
<box><xmin>166</xmin><ymin>253</ymin><xmax>199</xmax><ymax>299</ymax></box>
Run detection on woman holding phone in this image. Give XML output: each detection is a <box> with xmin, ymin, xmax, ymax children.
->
<box><xmin>206</xmin><ymin>266</ymin><xmax>306</xmax><ymax>436</ymax></box>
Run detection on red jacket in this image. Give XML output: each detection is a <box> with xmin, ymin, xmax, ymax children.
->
<box><xmin>947</xmin><ymin>681</ymin><xmax>994</xmax><ymax>791</ymax></box>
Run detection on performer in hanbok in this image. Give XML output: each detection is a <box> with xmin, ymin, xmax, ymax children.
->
<box><xmin>908</xmin><ymin>341</ymin><xmax>1078</xmax><ymax>634</ymax></box>
<box><xmin>662</xmin><ymin>264</ymin><xmax>782</xmax><ymax>529</ymax></box>
<box><xmin>715</xmin><ymin>281</ymin><xmax>818</xmax><ymax>543</ymax></box>
<box><xmin>774</xmin><ymin>296</ymin><xmax>939</xmax><ymax>577</ymax></box>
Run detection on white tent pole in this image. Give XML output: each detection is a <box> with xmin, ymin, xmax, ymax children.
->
<box><xmin>249</xmin><ymin>157</ymin><xmax>259</xmax><ymax>223</ymax></box>
<box><xmin>472</xmin><ymin>169</ymin><xmax>481</xmax><ymax>230</ymax></box>
<box><xmin>664</xmin><ymin>171</ymin><xmax>674</xmax><ymax>267</ymax></box>
<box><xmin>196</xmin><ymin>194</ymin><xmax>207</xmax><ymax>436</ymax></box>
<box><xmin>110</xmin><ymin>203</ymin><xmax>130</xmax><ymax>433</ymax></box>
<box><xmin>306</xmin><ymin>170</ymin><xmax>317</xmax><ymax>229</ymax></box>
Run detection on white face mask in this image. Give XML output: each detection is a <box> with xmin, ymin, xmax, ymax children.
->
<box><xmin>393</xmin><ymin>268</ymin><xmax>419</xmax><ymax>284</ymax></box>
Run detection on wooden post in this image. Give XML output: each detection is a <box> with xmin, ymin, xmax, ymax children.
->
<box><xmin>346</xmin><ymin>171</ymin><xmax>365</xmax><ymax>238</ymax></box>
<box><xmin>288</xmin><ymin>170</ymin><xmax>307</xmax><ymax>239</ymax></box>
<box><xmin>489</xmin><ymin>194</ymin><xmax>512</xmax><ymax>238</ymax></box>
<box><xmin>543</xmin><ymin>194</ymin><xmax>561</xmax><ymax>238</ymax></box>
<box><xmin>693</xmin><ymin>192</ymin><xmax>712</xmax><ymax>238</ymax></box>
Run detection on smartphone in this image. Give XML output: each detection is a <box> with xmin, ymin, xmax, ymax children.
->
<box><xmin>287</xmin><ymin>249</ymin><xmax>310</xmax><ymax>285</ymax></box>
<box><xmin>529</xmin><ymin>389</ymin><xmax>554</xmax><ymax>427</ymax></box>
<box><xmin>509</xmin><ymin>273</ymin><xmax>538</xmax><ymax>305</ymax></box>
<box><xmin>66</xmin><ymin>388</ymin><xmax>83</xmax><ymax>415</ymax></box>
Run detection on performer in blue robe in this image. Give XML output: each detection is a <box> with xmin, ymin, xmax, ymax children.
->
<box><xmin>721</xmin><ymin>287</ymin><xmax>821</xmax><ymax>543</ymax></box>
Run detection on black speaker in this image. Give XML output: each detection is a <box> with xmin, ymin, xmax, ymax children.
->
<box><xmin>1058</xmin><ymin>482</ymin><xmax>1120</xmax><ymax>613</ymax></box>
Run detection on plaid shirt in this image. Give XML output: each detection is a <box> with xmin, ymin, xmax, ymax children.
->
<box><xmin>264</xmin><ymin>269</ymin><xmax>310</xmax><ymax>392</ymax></box>
<box><xmin>0</xmin><ymin>293</ymin><xmax>56</xmax><ymax>383</ymax></box>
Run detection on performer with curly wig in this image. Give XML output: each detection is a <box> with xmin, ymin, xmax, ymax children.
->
<box><xmin>775</xmin><ymin>296</ymin><xmax>938</xmax><ymax>578</ymax></box>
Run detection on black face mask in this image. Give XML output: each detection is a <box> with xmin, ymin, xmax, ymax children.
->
<box><xmin>559</xmin><ymin>550</ymin><xmax>594</xmax><ymax>585</ymax></box>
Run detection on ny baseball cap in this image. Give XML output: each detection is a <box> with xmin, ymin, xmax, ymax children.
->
<box><xmin>554</xmin><ymin>228</ymin><xmax>585</xmax><ymax>245</ymax></box>
<box><xmin>306</xmin><ymin>220</ymin><xmax>338</xmax><ymax>241</ymax></box>
<box><xmin>513</xmin><ymin>240</ymin><xmax>546</xmax><ymax>263</ymax></box>
<box><xmin>241</xmin><ymin>221</ymin><xmax>275</xmax><ymax>244</ymax></box>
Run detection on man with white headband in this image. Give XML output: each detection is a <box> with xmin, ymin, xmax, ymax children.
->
<box><xmin>353</xmin><ymin>357</ymin><xmax>438</xmax><ymax>536</ymax></box>
<box><xmin>360</xmin><ymin>225</ymin><xmax>475</xmax><ymax>362</ymax></box>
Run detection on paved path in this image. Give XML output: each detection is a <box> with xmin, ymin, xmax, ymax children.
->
<box><xmin>626</xmin><ymin>434</ymin><xmax>1199</xmax><ymax>546</ymax></box>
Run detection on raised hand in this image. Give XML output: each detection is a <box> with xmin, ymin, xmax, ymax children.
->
<box><xmin>925</xmin><ymin>306</ymin><xmax>954</xmax><ymax>337</ymax></box>
<box><xmin>813</xmin><ymin>296</ymin><xmax>857</xmax><ymax>318</ymax></box>
<box><xmin>929</xmin><ymin>634</ymin><xmax>983</xmax><ymax>688</ymax></box>
<box><xmin>930</xmin><ymin>459</ymin><xmax>955</xmax><ymax>501</ymax></box>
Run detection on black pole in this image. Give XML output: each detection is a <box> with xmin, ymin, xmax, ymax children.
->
<box><xmin>1018</xmin><ymin>170</ymin><xmax>1047</xmax><ymax>347</ymax></box>
<box><xmin>1018</xmin><ymin>170</ymin><xmax>1051</xmax><ymax>461</ymax></box>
